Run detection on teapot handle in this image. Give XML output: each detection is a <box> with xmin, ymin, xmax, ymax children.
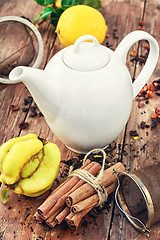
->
<box><xmin>115</xmin><ymin>30</ymin><xmax>159</xmax><ymax>99</ymax></box>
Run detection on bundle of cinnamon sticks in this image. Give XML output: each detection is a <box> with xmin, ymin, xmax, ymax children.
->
<box><xmin>34</xmin><ymin>159</ymin><xmax>125</xmax><ymax>230</ymax></box>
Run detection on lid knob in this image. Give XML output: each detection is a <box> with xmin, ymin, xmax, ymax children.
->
<box><xmin>63</xmin><ymin>35</ymin><xmax>110</xmax><ymax>71</ymax></box>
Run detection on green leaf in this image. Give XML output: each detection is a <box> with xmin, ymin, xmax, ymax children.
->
<box><xmin>40</xmin><ymin>7</ymin><xmax>55</xmax><ymax>19</ymax></box>
<box><xmin>50</xmin><ymin>8</ymin><xmax>64</xmax><ymax>26</ymax></box>
<box><xmin>50</xmin><ymin>18</ymin><xmax>59</xmax><ymax>27</ymax></box>
<box><xmin>1</xmin><ymin>188</ymin><xmax>11</xmax><ymax>204</ymax></box>
<box><xmin>33</xmin><ymin>14</ymin><xmax>40</xmax><ymax>23</ymax></box>
<box><xmin>61</xmin><ymin>0</ymin><xmax>102</xmax><ymax>9</ymax></box>
<box><xmin>45</xmin><ymin>0</ymin><xmax>55</xmax><ymax>4</ymax></box>
<box><xmin>61</xmin><ymin>4</ymin><xmax>72</xmax><ymax>10</ymax></box>
<box><xmin>34</xmin><ymin>0</ymin><xmax>55</xmax><ymax>6</ymax></box>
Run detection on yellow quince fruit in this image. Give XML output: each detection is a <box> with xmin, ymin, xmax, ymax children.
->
<box><xmin>0</xmin><ymin>134</ymin><xmax>61</xmax><ymax>202</ymax></box>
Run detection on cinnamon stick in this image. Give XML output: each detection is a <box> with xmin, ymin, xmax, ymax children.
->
<box><xmin>45</xmin><ymin>206</ymin><xmax>64</xmax><ymax>227</ymax></box>
<box><xmin>34</xmin><ymin>211</ymin><xmax>44</xmax><ymax>223</ymax></box>
<box><xmin>66</xmin><ymin>162</ymin><xmax>125</xmax><ymax>207</ymax></box>
<box><xmin>37</xmin><ymin>159</ymin><xmax>91</xmax><ymax>218</ymax></box>
<box><xmin>65</xmin><ymin>207</ymin><xmax>92</xmax><ymax>230</ymax></box>
<box><xmin>71</xmin><ymin>183</ymin><xmax>115</xmax><ymax>213</ymax></box>
<box><xmin>66</xmin><ymin>183</ymin><xmax>115</xmax><ymax>230</ymax></box>
<box><xmin>43</xmin><ymin>161</ymin><xmax>101</xmax><ymax>220</ymax></box>
<box><xmin>55</xmin><ymin>207</ymin><xmax>70</xmax><ymax>224</ymax></box>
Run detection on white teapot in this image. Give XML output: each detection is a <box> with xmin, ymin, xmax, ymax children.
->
<box><xmin>9</xmin><ymin>31</ymin><xmax>159</xmax><ymax>153</ymax></box>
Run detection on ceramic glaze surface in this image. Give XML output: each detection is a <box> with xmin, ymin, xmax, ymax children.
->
<box><xmin>9</xmin><ymin>32</ymin><xmax>159</xmax><ymax>153</ymax></box>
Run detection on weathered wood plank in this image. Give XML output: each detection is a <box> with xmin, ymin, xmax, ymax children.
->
<box><xmin>0</xmin><ymin>0</ymin><xmax>160</xmax><ymax>239</ymax></box>
<box><xmin>110</xmin><ymin>0</ymin><xmax>160</xmax><ymax>239</ymax></box>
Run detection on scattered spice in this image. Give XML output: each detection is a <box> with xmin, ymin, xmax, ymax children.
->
<box><xmin>139</xmin><ymin>20</ymin><xmax>144</xmax><ymax>27</ymax></box>
<box><xmin>11</xmin><ymin>96</ymin><xmax>44</xmax><ymax>130</ymax></box>
<box><xmin>151</xmin><ymin>113</ymin><xmax>158</xmax><ymax>119</ymax></box>
<box><xmin>140</xmin><ymin>143</ymin><xmax>146</xmax><ymax>153</ymax></box>
<box><xmin>137</xmin><ymin>27</ymin><xmax>144</xmax><ymax>31</ymax></box>
<box><xmin>10</xmin><ymin>105</ymin><xmax>20</xmax><ymax>111</ymax></box>
<box><xmin>129</xmin><ymin>130</ymin><xmax>139</xmax><ymax>139</ymax></box>
<box><xmin>24</xmin><ymin>96</ymin><xmax>33</xmax><ymax>105</ymax></box>
<box><xmin>149</xmin><ymin>107</ymin><xmax>160</xmax><ymax>129</ymax></box>
<box><xmin>140</xmin><ymin>121</ymin><xmax>150</xmax><ymax>129</ymax></box>
<box><xmin>130</xmin><ymin>50</ymin><xmax>138</xmax><ymax>57</ymax></box>
<box><xmin>39</xmin><ymin>112</ymin><xmax>43</xmax><ymax>117</ymax></box>
<box><xmin>29</xmin><ymin>112</ymin><xmax>37</xmax><ymax>118</ymax></box>
<box><xmin>130</xmin><ymin>40</ymin><xmax>149</xmax><ymax>67</ymax></box>
<box><xmin>140</xmin><ymin>121</ymin><xmax>146</xmax><ymax>129</ymax></box>
<box><xmin>136</xmin><ymin>79</ymin><xmax>160</xmax><ymax>109</ymax></box>
<box><xmin>19</xmin><ymin>121</ymin><xmax>29</xmax><ymax>130</ymax></box>
<box><xmin>22</xmin><ymin>107</ymin><xmax>29</xmax><ymax>112</ymax></box>
<box><xmin>113</xmin><ymin>28</ymin><xmax>118</xmax><ymax>39</ymax></box>
<box><xmin>138</xmin><ymin>102</ymin><xmax>145</xmax><ymax>108</ymax></box>
<box><xmin>151</xmin><ymin>120</ymin><xmax>157</xmax><ymax>129</ymax></box>
<box><xmin>146</xmin><ymin>90</ymin><xmax>153</xmax><ymax>98</ymax></box>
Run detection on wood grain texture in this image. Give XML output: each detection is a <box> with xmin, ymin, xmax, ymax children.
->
<box><xmin>0</xmin><ymin>0</ymin><xmax>160</xmax><ymax>239</ymax></box>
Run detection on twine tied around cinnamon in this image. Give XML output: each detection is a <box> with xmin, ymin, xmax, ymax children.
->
<box><xmin>68</xmin><ymin>148</ymin><xmax>108</xmax><ymax>208</ymax></box>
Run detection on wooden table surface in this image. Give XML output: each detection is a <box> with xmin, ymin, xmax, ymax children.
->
<box><xmin>0</xmin><ymin>0</ymin><xmax>160</xmax><ymax>239</ymax></box>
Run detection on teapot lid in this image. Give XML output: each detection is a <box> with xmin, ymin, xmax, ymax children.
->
<box><xmin>63</xmin><ymin>35</ymin><xmax>110</xmax><ymax>71</ymax></box>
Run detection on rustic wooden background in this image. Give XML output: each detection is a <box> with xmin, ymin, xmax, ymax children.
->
<box><xmin>0</xmin><ymin>0</ymin><xmax>160</xmax><ymax>239</ymax></box>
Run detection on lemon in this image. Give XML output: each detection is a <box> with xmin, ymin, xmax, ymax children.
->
<box><xmin>56</xmin><ymin>5</ymin><xmax>107</xmax><ymax>47</ymax></box>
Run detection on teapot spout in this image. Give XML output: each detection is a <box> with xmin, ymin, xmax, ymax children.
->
<box><xmin>9</xmin><ymin>66</ymin><xmax>60</xmax><ymax>123</ymax></box>
<box><xmin>9</xmin><ymin>66</ymin><xmax>45</xmax><ymax>85</ymax></box>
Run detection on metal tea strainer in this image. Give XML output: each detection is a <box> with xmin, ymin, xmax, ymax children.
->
<box><xmin>114</xmin><ymin>163</ymin><xmax>160</xmax><ymax>237</ymax></box>
<box><xmin>0</xmin><ymin>16</ymin><xmax>43</xmax><ymax>84</ymax></box>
